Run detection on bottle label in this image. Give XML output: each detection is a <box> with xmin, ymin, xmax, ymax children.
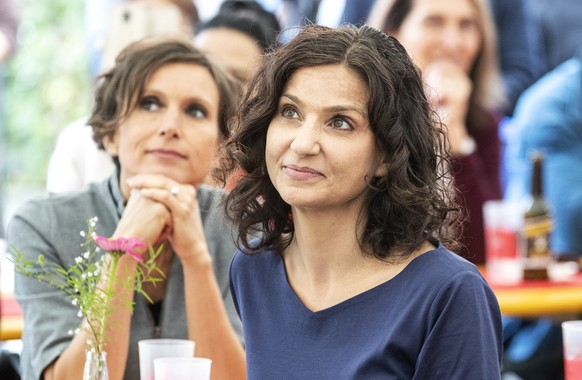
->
<box><xmin>522</xmin><ymin>217</ymin><xmax>552</xmax><ymax>268</ymax></box>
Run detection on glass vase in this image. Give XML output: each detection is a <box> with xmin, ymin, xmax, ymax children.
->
<box><xmin>83</xmin><ymin>350</ymin><xmax>109</xmax><ymax>380</ymax></box>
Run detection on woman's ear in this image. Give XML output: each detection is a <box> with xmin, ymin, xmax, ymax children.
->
<box><xmin>374</xmin><ymin>161</ymin><xmax>389</xmax><ymax>177</ymax></box>
<box><xmin>390</xmin><ymin>29</ymin><xmax>400</xmax><ymax>40</ymax></box>
<box><xmin>374</xmin><ymin>151</ymin><xmax>389</xmax><ymax>177</ymax></box>
<box><xmin>102</xmin><ymin>134</ymin><xmax>119</xmax><ymax>156</ymax></box>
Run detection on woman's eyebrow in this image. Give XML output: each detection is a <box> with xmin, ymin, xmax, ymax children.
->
<box><xmin>281</xmin><ymin>93</ymin><xmax>366</xmax><ymax>117</ymax></box>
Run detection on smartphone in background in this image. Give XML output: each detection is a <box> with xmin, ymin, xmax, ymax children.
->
<box><xmin>101</xmin><ymin>2</ymin><xmax>185</xmax><ymax>72</ymax></box>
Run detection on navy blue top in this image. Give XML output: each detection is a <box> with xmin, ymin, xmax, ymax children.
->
<box><xmin>230</xmin><ymin>244</ymin><xmax>502</xmax><ymax>379</ymax></box>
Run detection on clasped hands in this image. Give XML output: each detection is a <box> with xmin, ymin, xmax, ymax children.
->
<box><xmin>113</xmin><ymin>173</ymin><xmax>209</xmax><ymax>265</ymax></box>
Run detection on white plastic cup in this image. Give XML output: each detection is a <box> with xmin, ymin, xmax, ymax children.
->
<box><xmin>483</xmin><ymin>200</ymin><xmax>524</xmax><ymax>285</ymax></box>
<box><xmin>138</xmin><ymin>339</ymin><xmax>195</xmax><ymax>380</ymax></box>
<box><xmin>154</xmin><ymin>357</ymin><xmax>212</xmax><ymax>380</ymax></box>
<box><xmin>562</xmin><ymin>321</ymin><xmax>582</xmax><ymax>380</ymax></box>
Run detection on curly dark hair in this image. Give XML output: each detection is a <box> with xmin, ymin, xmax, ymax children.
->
<box><xmin>89</xmin><ymin>37</ymin><xmax>239</xmax><ymax>151</ymax></box>
<box><xmin>214</xmin><ymin>24</ymin><xmax>461</xmax><ymax>261</ymax></box>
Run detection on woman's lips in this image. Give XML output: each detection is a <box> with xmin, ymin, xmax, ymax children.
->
<box><xmin>147</xmin><ymin>149</ymin><xmax>187</xmax><ymax>159</ymax></box>
<box><xmin>283</xmin><ymin>164</ymin><xmax>323</xmax><ymax>180</ymax></box>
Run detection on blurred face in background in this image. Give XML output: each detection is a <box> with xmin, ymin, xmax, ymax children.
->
<box><xmin>391</xmin><ymin>0</ymin><xmax>482</xmax><ymax>74</ymax></box>
<box><xmin>195</xmin><ymin>28</ymin><xmax>263</xmax><ymax>83</ymax></box>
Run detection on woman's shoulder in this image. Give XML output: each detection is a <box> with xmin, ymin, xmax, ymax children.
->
<box><xmin>16</xmin><ymin>180</ymin><xmax>110</xmax><ymax>215</ymax></box>
<box><xmin>7</xmin><ymin>179</ymin><xmax>117</xmax><ymax>241</ymax></box>
<box><xmin>406</xmin><ymin>244</ymin><xmax>486</xmax><ymax>285</ymax></box>
<box><xmin>6</xmin><ymin>181</ymin><xmax>119</xmax><ymax>269</ymax></box>
<box><xmin>231</xmin><ymin>242</ymin><xmax>279</xmax><ymax>269</ymax></box>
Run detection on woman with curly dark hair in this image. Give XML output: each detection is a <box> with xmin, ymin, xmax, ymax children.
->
<box><xmin>215</xmin><ymin>24</ymin><xmax>502</xmax><ymax>379</ymax></box>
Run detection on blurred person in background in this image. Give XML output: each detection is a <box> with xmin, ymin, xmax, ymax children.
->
<box><xmin>368</xmin><ymin>0</ymin><xmax>505</xmax><ymax>266</ymax></box>
<box><xmin>0</xmin><ymin>0</ymin><xmax>19</xmax><ymax>239</ymax></box>
<box><xmin>504</xmin><ymin>58</ymin><xmax>582</xmax><ymax>258</ymax></box>
<box><xmin>194</xmin><ymin>0</ymin><xmax>281</xmax><ymax>84</ymax></box>
<box><xmin>530</xmin><ymin>0</ymin><xmax>582</xmax><ymax>76</ymax></box>
<box><xmin>489</xmin><ymin>0</ymin><xmax>543</xmax><ymax>117</ymax></box>
<box><xmin>500</xmin><ymin>45</ymin><xmax>582</xmax><ymax>380</ymax></box>
<box><xmin>276</xmin><ymin>0</ymin><xmax>320</xmax><ymax>29</ymax></box>
<box><xmin>337</xmin><ymin>0</ymin><xmax>374</xmax><ymax>25</ymax></box>
<box><xmin>333</xmin><ymin>0</ymin><xmax>541</xmax><ymax>117</ymax></box>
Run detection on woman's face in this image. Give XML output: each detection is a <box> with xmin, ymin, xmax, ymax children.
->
<box><xmin>104</xmin><ymin>62</ymin><xmax>221</xmax><ymax>193</ymax></box>
<box><xmin>266</xmin><ymin>64</ymin><xmax>387</xmax><ymax>212</ymax></box>
<box><xmin>391</xmin><ymin>0</ymin><xmax>482</xmax><ymax>73</ymax></box>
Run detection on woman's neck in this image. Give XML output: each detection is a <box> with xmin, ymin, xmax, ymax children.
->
<box><xmin>282</xmin><ymin>207</ymin><xmax>433</xmax><ymax>312</ymax></box>
<box><xmin>283</xmin><ymin>206</ymin><xmax>369</xmax><ymax>285</ymax></box>
<box><xmin>295</xmin><ymin>205</ymin><xmax>361</xmax><ymax>246</ymax></box>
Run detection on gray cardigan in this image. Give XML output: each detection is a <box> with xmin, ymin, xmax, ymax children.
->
<box><xmin>7</xmin><ymin>174</ymin><xmax>243</xmax><ymax>380</ymax></box>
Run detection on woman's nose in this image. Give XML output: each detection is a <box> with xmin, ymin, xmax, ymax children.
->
<box><xmin>440</xmin><ymin>24</ymin><xmax>465</xmax><ymax>54</ymax></box>
<box><xmin>158</xmin><ymin>108</ymin><xmax>182</xmax><ymax>137</ymax></box>
<box><xmin>290</xmin><ymin>120</ymin><xmax>321</xmax><ymax>156</ymax></box>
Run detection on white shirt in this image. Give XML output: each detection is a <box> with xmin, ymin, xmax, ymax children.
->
<box><xmin>46</xmin><ymin>117</ymin><xmax>115</xmax><ymax>193</ymax></box>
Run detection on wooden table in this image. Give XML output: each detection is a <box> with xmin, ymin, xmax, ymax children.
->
<box><xmin>485</xmin><ymin>272</ymin><xmax>582</xmax><ymax>317</ymax></box>
<box><xmin>3</xmin><ymin>272</ymin><xmax>582</xmax><ymax>336</ymax></box>
<box><xmin>0</xmin><ymin>293</ymin><xmax>23</xmax><ymax>340</ymax></box>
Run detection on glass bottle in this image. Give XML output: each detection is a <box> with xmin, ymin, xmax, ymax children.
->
<box><xmin>83</xmin><ymin>350</ymin><xmax>109</xmax><ymax>380</ymax></box>
<box><xmin>522</xmin><ymin>153</ymin><xmax>553</xmax><ymax>281</ymax></box>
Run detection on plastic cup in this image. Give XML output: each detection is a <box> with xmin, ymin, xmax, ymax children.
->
<box><xmin>483</xmin><ymin>200</ymin><xmax>524</xmax><ymax>285</ymax></box>
<box><xmin>154</xmin><ymin>357</ymin><xmax>212</xmax><ymax>380</ymax></box>
<box><xmin>563</xmin><ymin>321</ymin><xmax>582</xmax><ymax>380</ymax></box>
<box><xmin>138</xmin><ymin>339</ymin><xmax>195</xmax><ymax>380</ymax></box>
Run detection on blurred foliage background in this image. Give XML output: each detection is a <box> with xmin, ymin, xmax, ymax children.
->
<box><xmin>3</xmin><ymin>0</ymin><xmax>90</xmax><ymax>187</ymax></box>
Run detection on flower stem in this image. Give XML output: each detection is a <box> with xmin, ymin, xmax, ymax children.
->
<box><xmin>97</xmin><ymin>254</ymin><xmax>119</xmax><ymax>354</ymax></box>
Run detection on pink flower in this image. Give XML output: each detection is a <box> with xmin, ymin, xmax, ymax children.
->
<box><xmin>94</xmin><ymin>235</ymin><xmax>146</xmax><ymax>262</ymax></box>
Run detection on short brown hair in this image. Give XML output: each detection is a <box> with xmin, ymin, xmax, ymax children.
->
<box><xmin>89</xmin><ymin>37</ymin><xmax>238</xmax><ymax>150</ymax></box>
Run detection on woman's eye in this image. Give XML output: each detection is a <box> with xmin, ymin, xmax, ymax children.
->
<box><xmin>424</xmin><ymin>16</ymin><xmax>444</xmax><ymax>28</ymax></box>
<box><xmin>331</xmin><ymin>118</ymin><xmax>351</xmax><ymax>130</ymax></box>
<box><xmin>281</xmin><ymin>106</ymin><xmax>299</xmax><ymax>119</ymax></box>
<box><xmin>460</xmin><ymin>19</ymin><xmax>477</xmax><ymax>32</ymax></box>
<box><xmin>139</xmin><ymin>97</ymin><xmax>161</xmax><ymax>111</ymax></box>
<box><xmin>186</xmin><ymin>104</ymin><xmax>207</xmax><ymax>119</ymax></box>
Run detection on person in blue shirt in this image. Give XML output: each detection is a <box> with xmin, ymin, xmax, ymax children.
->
<box><xmin>504</xmin><ymin>49</ymin><xmax>582</xmax><ymax>257</ymax></box>
<box><xmin>215</xmin><ymin>24</ymin><xmax>502</xmax><ymax>379</ymax></box>
<box><xmin>501</xmin><ymin>47</ymin><xmax>582</xmax><ymax>380</ymax></box>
